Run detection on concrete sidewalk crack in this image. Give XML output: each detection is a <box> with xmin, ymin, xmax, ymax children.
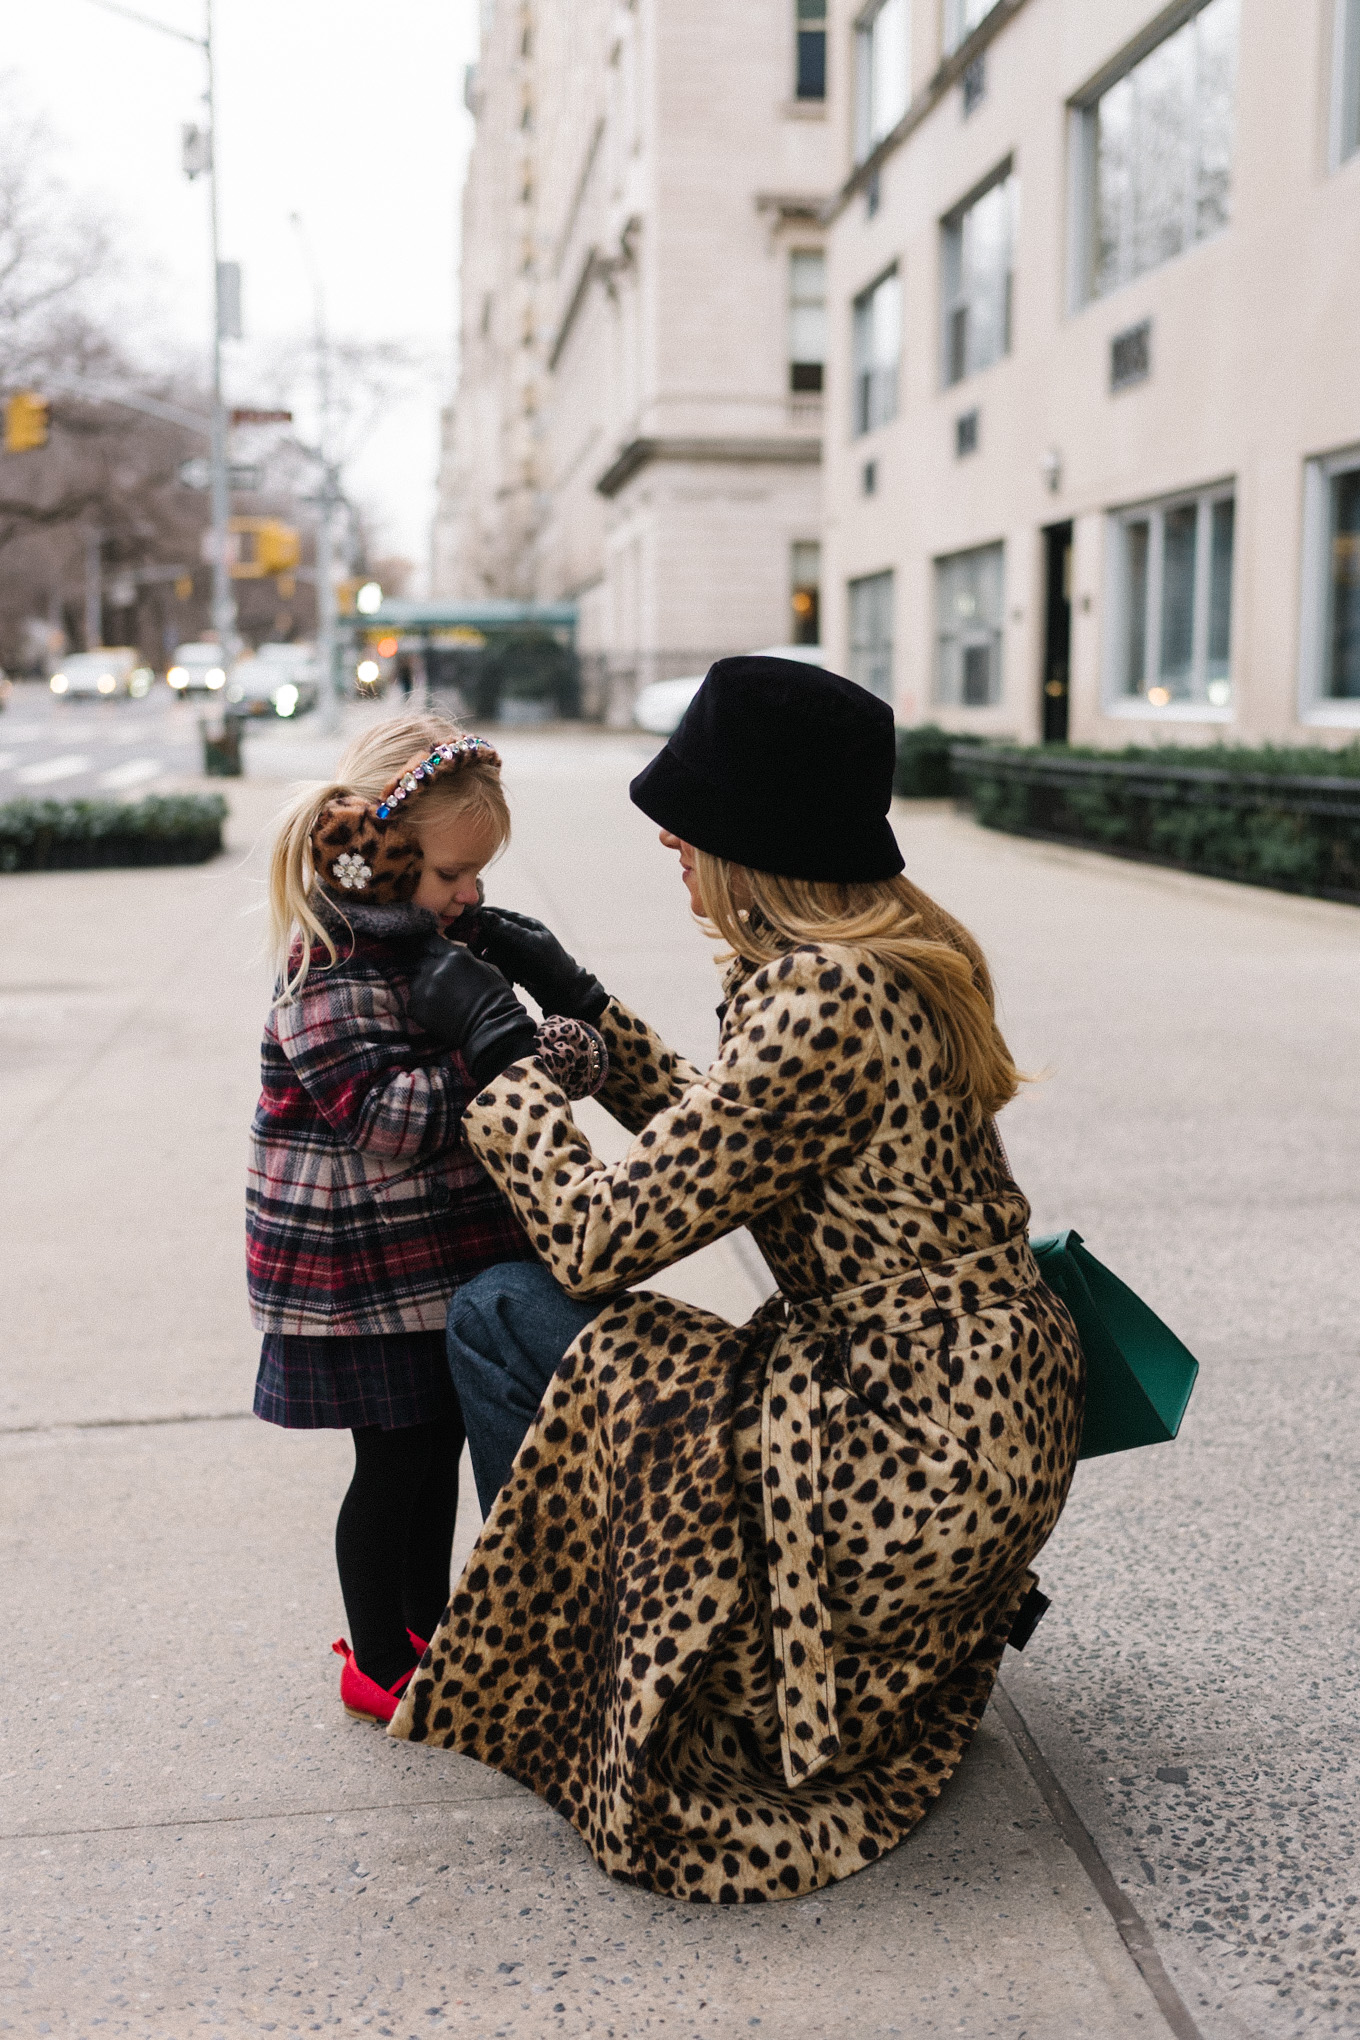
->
<box><xmin>0</xmin><ymin>1410</ymin><xmax>253</xmax><ymax>1436</ymax></box>
<box><xmin>993</xmin><ymin>1680</ymin><xmax>1207</xmax><ymax>2040</ymax></box>
<box><xmin>2</xmin><ymin>1787</ymin><xmax>519</xmax><ymax>1845</ymax></box>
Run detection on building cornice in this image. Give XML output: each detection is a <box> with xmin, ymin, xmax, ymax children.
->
<box><xmin>828</xmin><ymin>0</ymin><xmax>1033</xmax><ymax>219</ymax></box>
<box><xmin>595</xmin><ymin>435</ymin><xmax>822</xmax><ymax>500</ymax></box>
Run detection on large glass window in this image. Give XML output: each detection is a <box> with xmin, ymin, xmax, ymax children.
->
<box><xmin>1080</xmin><ymin>0</ymin><xmax>1239</xmax><ymax>304</ymax></box>
<box><xmin>796</xmin><ymin>0</ymin><xmax>828</xmax><ymax>100</ymax></box>
<box><xmin>789</xmin><ymin>250</ymin><xmax>827</xmax><ymax>394</ymax></box>
<box><xmin>1334</xmin><ymin>0</ymin><xmax>1360</xmax><ymax>164</ymax></box>
<box><xmin>1322</xmin><ymin>465</ymin><xmax>1360</xmax><ymax>700</ymax></box>
<box><xmin>944</xmin><ymin>0</ymin><xmax>998</xmax><ymax>55</ymax></box>
<box><xmin>935</xmin><ymin>543</ymin><xmax>1004</xmax><ymax>706</ymax></box>
<box><xmin>791</xmin><ymin>541</ymin><xmax>822</xmax><ymax>645</ymax></box>
<box><xmin>852</xmin><ymin>268</ymin><xmax>901</xmax><ymax>435</ymax></box>
<box><xmin>855</xmin><ymin>0</ymin><xmax>910</xmax><ymax>161</ymax></box>
<box><xmin>1109</xmin><ymin>485</ymin><xmax>1235</xmax><ymax>710</ymax></box>
<box><xmin>942</xmin><ymin>167</ymin><xmax>1014</xmax><ymax>385</ymax></box>
<box><xmin>849</xmin><ymin>571</ymin><xmax>894</xmax><ymax>700</ymax></box>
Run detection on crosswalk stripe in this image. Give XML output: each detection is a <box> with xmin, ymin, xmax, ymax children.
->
<box><xmin>15</xmin><ymin>755</ymin><xmax>92</xmax><ymax>786</ymax></box>
<box><xmin>98</xmin><ymin>759</ymin><xmax>163</xmax><ymax>791</ymax></box>
<box><xmin>0</xmin><ymin>753</ymin><xmax>17</xmax><ymax>773</ymax></box>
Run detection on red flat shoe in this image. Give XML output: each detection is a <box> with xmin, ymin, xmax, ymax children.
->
<box><xmin>331</xmin><ymin>1637</ymin><xmax>414</xmax><ymax>1725</ymax></box>
<box><xmin>407</xmin><ymin>1629</ymin><xmax>429</xmax><ymax>1655</ymax></box>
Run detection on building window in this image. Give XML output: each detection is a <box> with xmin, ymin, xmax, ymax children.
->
<box><xmin>955</xmin><ymin>408</ymin><xmax>979</xmax><ymax>456</ymax></box>
<box><xmin>961</xmin><ymin>54</ymin><xmax>986</xmax><ymax>115</ymax></box>
<box><xmin>935</xmin><ymin>542</ymin><xmax>1004</xmax><ymax>706</ymax></box>
<box><xmin>796</xmin><ymin>0</ymin><xmax>828</xmax><ymax>99</ymax></box>
<box><xmin>942</xmin><ymin>166</ymin><xmax>1014</xmax><ymax>386</ymax></box>
<box><xmin>855</xmin><ymin>0</ymin><xmax>910</xmax><ymax>161</ymax></box>
<box><xmin>1333</xmin><ymin>0</ymin><xmax>1360</xmax><ymax>164</ymax></box>
<box><xmin>944</xmin><ymin>0</ymin><xmax>998</xmax><ymax>56</ymax></box>
<box><xmin>1077</xmin><ymin>0</ymin><xmax>1239</xmax><ymax>306</ymax></box>
<box><xmin>1110</xmin><ymin>319</ymin><xmax>1151</xmax><ymax>390</ymax></box>
<box><xmin>849</xmin><ymin>570</ymin><xmax>894</xmax><ymax>700</ymax></box>
<box><xmin>791</xmin><ymin>541</ymin><xmax>822</xmax><ymax>644</ymax></box>
<box><xmin>1302</xmin><ymin>452</ymin><xmax>1360</xmax><ymax>713</ymax></box>
<box><xmin>789</xmin><ymin>250</ymin><xmax>827</xmax><ymax>394</ymax></box>
<box><xmin>852</xmin><ymin>267</ymin><xmax>902</xmax><ymax>435</ymax></box>
<box><xmin>1108</xmin><ymin>485</ymin><xmax>1235</xmax><ymax>711</ymax></box>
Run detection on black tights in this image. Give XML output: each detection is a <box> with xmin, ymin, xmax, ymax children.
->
<box><xmin>335</xmin><ymin>1415</ymin><xmax>464</xmax><ymax>1690</ymax></box>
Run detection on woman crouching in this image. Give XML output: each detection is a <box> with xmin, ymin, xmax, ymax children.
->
<box><xmin>389</xmin><ymin>657</ymin><xmax>1085</xmax><ymax>1903</ymax></box>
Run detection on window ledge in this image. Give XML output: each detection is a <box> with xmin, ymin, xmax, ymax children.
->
<box><xmin>781</xmin><ymin>99</ymin><xmax>829</xmax><ymax>120</ymax></box>
<box><xmin>1103</xmin><ymin>700</ymin><xmax>1235</xmax><ymax>724</ymax></box>
<box><xmin>1300</xmin><ymin>701</ymin><xmax>1360</xmax><ymax>728</ymax></box>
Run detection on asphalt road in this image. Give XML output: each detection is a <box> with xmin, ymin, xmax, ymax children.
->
<box><xmin>1</xmin><ymin>719</ymin><xmax>1357</xmax><ymax>2038</ymax></box>
<box><xmin>0</xmin><ymin>678</ymin><xmax>211</xmax><ymax>798</ymax></box>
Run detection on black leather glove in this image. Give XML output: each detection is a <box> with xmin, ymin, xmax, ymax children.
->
<box><xmin>408</xmin><ymin>939</ymin><xmax>539</xmax><ymax>1088</ymax></box>
<box><xmin>470</xmin><ymin>906</ymin><xmax>609</xmax><ymax>1022</ymax></box>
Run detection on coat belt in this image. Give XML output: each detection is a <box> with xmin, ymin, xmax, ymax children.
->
<box><xmin>758</xmin><ymin>1239</ymin><xmax>1042</xmax><ymax>1789</ymax></box>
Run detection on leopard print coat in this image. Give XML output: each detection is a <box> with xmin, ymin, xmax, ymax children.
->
<box><xmin>389</xmin><ymin>942</ymin><xmax>1085</xmax><ymax>1903</ymax></box>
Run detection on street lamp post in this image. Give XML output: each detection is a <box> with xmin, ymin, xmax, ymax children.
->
<box><xmin>292</xmin><ymin>213</ymin><xmax>344</xmax><ymax>736</ymax></box>
<box><xmin>85</xmin><ymin>0</ymin><xmax>236</xmax><ymax>658</ymax></box>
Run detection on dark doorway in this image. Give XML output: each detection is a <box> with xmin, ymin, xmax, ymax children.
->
<box><xmin>1042</xmin><ymin>520</ymin><xmax>1073</xmax><ymax>743</ymax></box>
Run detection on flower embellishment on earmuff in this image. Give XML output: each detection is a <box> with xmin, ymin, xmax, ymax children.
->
<box><xmin>331</xmin><ymin>851</ymin><xmax>372</xmax><ymax>891</ymax></box>
<box><xmin>374</xmin><ymin>734</ymin><xmax>499</xmax><ymax>821</ymax></box>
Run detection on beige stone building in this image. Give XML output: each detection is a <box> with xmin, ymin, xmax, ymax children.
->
<box><xmin>433</xmin><ymin>0</ymin><xmax>841</xmax><ymax>696</ymax></box>
<box><xmin>821</xmin><ymin>0</ymin><xmax>1360</xmax><ymax>746</ymax></box>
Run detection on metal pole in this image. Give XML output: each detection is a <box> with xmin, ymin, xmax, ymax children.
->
<box><xmin>293</xmin><ymin>214</ymin><xmax>340</xmax><ymax>736</ymax></box>
<box><xmin>204</xmin><ymin>0</ymin><xmax>235</xmax><ymax>660</ymax></box>
<box><xmin>84</xmin><ymin>528</ymin><xmax>102</xmax><ymax>649</ymax></box>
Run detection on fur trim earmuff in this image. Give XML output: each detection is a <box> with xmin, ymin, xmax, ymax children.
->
<box><xmin>309</xmin><ymin>734</ymin><xmax>501</xmax><ymax>905</ymax></box>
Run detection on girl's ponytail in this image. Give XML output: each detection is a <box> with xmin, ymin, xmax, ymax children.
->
<box><xmin>267</xmin><ymin>780</ymin><xmax>352</xmax><ymax>1003</ymax></box>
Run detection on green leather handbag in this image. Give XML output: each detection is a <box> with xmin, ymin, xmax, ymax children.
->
<box><xmin>1029</xmin><ymin>1229</ymin><xmax>1200</xmax><ymax>1460</ymax></box>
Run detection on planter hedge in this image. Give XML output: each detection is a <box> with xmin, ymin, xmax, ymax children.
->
<box><xmin>893</xmin><ymin>723</ymin><xmax>985</xmax><ymax>797</ymax></box>
<box><xmin>0</xmin><ymin>793</ymin><xmax>227</xmax><ymax>873</ymax></box>
<box><xmin>949</xmin><ymin>742</ymin><xmax>1360</xmax><ymax>903</ymax></box>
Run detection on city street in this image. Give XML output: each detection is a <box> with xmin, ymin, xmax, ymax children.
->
<box><xmin>1</xmin><ymin>718</ymin><xmax>1356</xmax><ymax>2038</ymax></box>
<box><xmin>0</xmin><ymin>682</ymin><xmax>208</xmax><ymax>801</ymax></box>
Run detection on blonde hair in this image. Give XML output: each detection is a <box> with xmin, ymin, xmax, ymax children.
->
<box><xmin>693</xmin><ymin>852</ymin><xmax>1022</xmax><ymax>1119</ymax></box>
<box><xmin>267</xmin><ymin>710</ymin><xmax>509</xmax><ymax>1003</ymax></box>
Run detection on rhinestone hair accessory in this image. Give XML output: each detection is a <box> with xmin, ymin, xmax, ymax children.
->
<box><xmin>374</xmin><ymin>734</ymin><xmax>501</xmax><ymax>821</ymax></box>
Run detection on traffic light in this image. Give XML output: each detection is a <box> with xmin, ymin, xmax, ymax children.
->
<box><xmin>227</xmin><ymin>516</ymin><xmax>302</xmax><ymax>579</ymax></box>
<box><xmin>4</xmin><ymin>391</ymin><xmax>49</xmax><ymax>452</ymax></box>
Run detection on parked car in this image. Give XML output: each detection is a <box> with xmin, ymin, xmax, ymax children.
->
<box><xmin>632</xmin><ymin>643</ymin><xmax>828</xmax><ymax>736</ymax></box>
<box><xmin>167</xmin><ymin>643</ymin><xmax>229</xmax><ymax>695</ymax></box>
<box><xmin>48</xmin><ymin>648</ymin><xmax>149</xmax><ymax>699</ymax></box>
<box><xmin>226</xmin><ymin>642</ymin><xmax>320</xmax><ymax>719</ymax></box>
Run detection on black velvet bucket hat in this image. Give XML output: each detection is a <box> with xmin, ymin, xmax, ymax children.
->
<box><xmin>629</xmin><ymin>654</ymin><xmax>904</xmax><ymax>882</ymax></box>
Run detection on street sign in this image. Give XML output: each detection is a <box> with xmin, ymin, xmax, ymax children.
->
<box><xmin>178</xmin><ymin>456</ymin><xmax>211</xmax><ymax>490</ymax></box>
<box><xmin>229</xmin><ymin>407</ymin><xmax>292</xmax><ymax>426</ymax></box>
<box><xmin>180</xmin><ymin>457</ymin><xmax>262</xmax><ymax>490</ymax></box>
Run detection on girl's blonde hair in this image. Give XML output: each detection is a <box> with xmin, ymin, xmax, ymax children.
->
<box><xmin>693</xmin><ymin>852</ymin><xmax>1022</xmax><ymax>1119</ymax></box>
<box><xmin>267</xmin><ymin>710</ymin><xmax>509</xmax><ymax>1003</ymax></box>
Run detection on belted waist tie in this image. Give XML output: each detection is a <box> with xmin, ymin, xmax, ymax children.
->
<box><xmin>755</xmin><ymin>1240</ymin><xmax>1043</xmax><ymax>1788</ymax></box>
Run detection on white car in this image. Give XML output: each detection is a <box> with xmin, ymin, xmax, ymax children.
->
<box><xmin>226</xmin><ymin>643</ymin><xmax>320</xmax><ymax>719</ymax></box>
<box><xmin>167</xmin><ymin>643</ymin><xmax>229</xmax><ymax>694</ymax></box>
<box><xmin>49</xmin><ymin>648</ymin><xmax>151</xmax><ymax>699</ymax></box>
<box><xmin>632</xmin><ymin>644</ymin><xmax>830</xmax><ymax>736</ymax></box>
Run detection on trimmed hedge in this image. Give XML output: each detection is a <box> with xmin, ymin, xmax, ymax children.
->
<box><xmin>950</xmin><ymin>742</ymin><xmax>1360</xmax><ymax>903</ymax></box>
<box><xmin>0</xmin><ymin>793</ymin><xmax>228</xmax><ymax>873</ymax></box>
<box><xmin>893</xmin><ymin>723</ymin><xmax>985</xmax><ymax>797</ymax></box>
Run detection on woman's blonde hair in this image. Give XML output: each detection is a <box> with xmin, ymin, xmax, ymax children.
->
<box><xmin>267</xmin><ymin>710</ymin><xmax>509</xmax><ymax>1003</ymax></box>
<box><xmin>693</xmin><ymin>852</ymin><xmax>1022</xmax><ymax>1118</ymax></box>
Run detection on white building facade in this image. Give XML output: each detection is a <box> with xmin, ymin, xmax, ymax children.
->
<box><xmin>434</xmin><ymin>0</ymin><xmax>842</xmax><ymax>699</ymax></box>
<box><xmin>821</xmin><ymin>0</ymin><xmax>1360</xmax><ymax>747</ymax></box>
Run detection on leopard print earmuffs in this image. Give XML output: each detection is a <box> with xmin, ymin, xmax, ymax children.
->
<box><xmin>309</xmin><ymin>734</ymin><xmax>502</xmax><ymax>905</ymax></box>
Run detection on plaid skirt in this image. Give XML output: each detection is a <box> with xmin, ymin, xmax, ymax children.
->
<box><xmin>254</xmin><ymin>1329</ymin><xmax>457</xmax><ymax>1432</ymax></box>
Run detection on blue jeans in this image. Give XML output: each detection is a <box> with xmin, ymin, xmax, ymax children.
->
<box><xmin>447</xmin><ymin>1262</ymin><xmax>602</xmax><ymax>1516</ymax></box>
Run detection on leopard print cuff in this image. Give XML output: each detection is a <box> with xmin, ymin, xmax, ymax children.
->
<box><xmin>533</xmin><ymin>1017</ymin><xmax>609</xmax><ymax>1100</ymax></box>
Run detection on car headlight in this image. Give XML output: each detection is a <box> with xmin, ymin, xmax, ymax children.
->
<box><xmin>274</xmin><ymin>683</ymin><xmax>299</xmax><ymax>717</ymax></box>
<box><xmin>205</xmin><ymin>667</ymin><xmax>226</xmax><ymax>689</ymax></box>
<box><xmin>50</xmin><ymin>673</ymin><xmax>68</xmax><ymax>693</ymax></box>
<box><xmin>226</xmin><ymin>682</ymin><xmax>244</xmax><ymax>703</ymax></box>
<box><xmin>97</xmin><ymin>673</ymin><xmax>117</xmax><ymax>694</ymax></box>
<box><xmin>168</xmin><ymin>666</ymin><xmax>188</xmax><ymax>688</ymax></box>
<box><xmin>129</xmin><ymin>668</ymin><xmax>152</xmax><ymax>697</ymax></box>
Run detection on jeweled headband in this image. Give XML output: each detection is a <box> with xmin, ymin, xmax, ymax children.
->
<box><xmin>309</xmin><ymin>733</ymin><xmax>502</xmax><ymax>906</ymax></box>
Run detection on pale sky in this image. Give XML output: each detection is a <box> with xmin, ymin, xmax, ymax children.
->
<box><xmin>3</xmin><ymin>0</ymin><xmax>479</xmax><ymax>583</ymax></box>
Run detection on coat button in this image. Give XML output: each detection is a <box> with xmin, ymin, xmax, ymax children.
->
<box><xmin>431</xmin><ymin>1182</ymin><xmax>452</xmax><ymax>1208</ymax></box>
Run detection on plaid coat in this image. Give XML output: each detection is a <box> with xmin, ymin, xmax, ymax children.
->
<box><xmin>246</xmin><ymin>897</ymin><xmax>533</xmax><ymax>1336</ymax></box>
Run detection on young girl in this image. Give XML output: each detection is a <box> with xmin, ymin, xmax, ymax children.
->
<box><xmin>248</xmin><ymin>711</ymin><xmax>541</xmax><ymax>1725</ymax></box>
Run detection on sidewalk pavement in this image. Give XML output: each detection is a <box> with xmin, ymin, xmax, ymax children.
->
<box><xmin>1</xmin><ymin>719</ymin><xmax>1356</xmax><ymax>2038</ymax></box>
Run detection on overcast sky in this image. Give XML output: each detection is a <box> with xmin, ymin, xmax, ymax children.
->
<box><xmin>4</xmin><ymin>0</ymin><xmax>478</xmax><ymax>584</ymax></box>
